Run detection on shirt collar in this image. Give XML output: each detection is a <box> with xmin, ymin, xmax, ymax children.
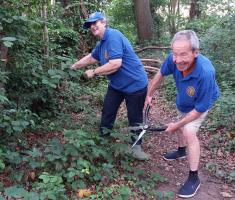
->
<box><xmin>101</xmin><ymin>28</ymin><xmax>110</xmax><ymax>41</ymax></box>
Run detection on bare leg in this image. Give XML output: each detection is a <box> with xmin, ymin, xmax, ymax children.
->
<box><xmin>182</xmin><ymin>128</ymin><xmax>200</xmax><ymax>171</ymax></box>
<box><xmin>177</xmin><ymin>128</ymin><xmax>187</xmax><ymax>147</ymax></box>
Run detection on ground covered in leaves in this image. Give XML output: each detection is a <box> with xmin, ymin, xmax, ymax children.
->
<box><xmin>134</xmin><ymin>90</ymin><xmax>235</xmax><ymax>199</ymax></box>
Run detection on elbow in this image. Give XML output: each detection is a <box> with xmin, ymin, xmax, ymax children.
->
<box><xmin>112</xmin><ymin>64</ymin><xmax>121</xmax><ymax>72</ymax></box>
<box><xmin>109</xmin><ymin>59</ymin><xmax>122</xmax><ymax>72</ymax></box>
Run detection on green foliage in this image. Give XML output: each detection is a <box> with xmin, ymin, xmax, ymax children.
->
<box><xmin>0</xmin><ymin>149</ymin><xmax>5</xmax><ymax>171</ymax></box>
<box><xmin>200</xmin><ymin>13</ymin><xmax>235</xmax><ymax>152</ymax></box>
<box><xmin>0</xmin><ymin>108</ymin><xmax>37</xmax><ymax>136</ymax></box>
<box><xmin>0</xmin><ymin>36</ymin><xmax>17</xmax><ymax>47</ymax></box>
<box><xmin>106</xmin><ymin>0</ymin><xmax>137</xmax><ymax>43</ymax></box>
<box><xmin>155</xmin><ymin>190</ymin><xmax>174</xmax><ymax>200</ymax></box>
<box><xmin>5</xmin><ymin>186</ymin><xmax>39</xmax><ymax>200</ymax></box>
<box><xmin>1</xmin><ymin>0</ymin><xmax>234</xmax><ymax>199</ymax></box>
<box><xmin>185</xmin><ymin>15</ymin><xmax>219</xmax><ymax>35</ymax></box>
<box><xmin>35</xmin><ymin>172</ymin><xmax>67</xmax><ymax>200</ymax></box>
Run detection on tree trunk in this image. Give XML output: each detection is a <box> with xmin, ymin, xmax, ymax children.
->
<box><xmin>189</xmin><ymin>0</ymin><xmax>201</xmax><ymax>20</ymax></box>
<box><xmin>59</xmin><ymin>0</ymin><xmax>69</xmax><ymax>8</ymax></box>
<box><xmin>133</xmin><ymin>0</ymin><xmax>154</xmax><ymax>42</ymax></box>
<box><xmin>0</xmin><ymin>33</ymin><xmax>8</xmax><ymax>67</ymax></box>
<box><xmin>0</xmin><ymin>32</ymin><xmax>8</xmax><ymax>107</ymax></box>
<box><xmin>168</xmin><ymin>0</ymin><xmax>180</xmax><ymax>37</ymax></box>
<box><xmin>42</xmin><ymin>4</ymin><xmax>49</xmax><ymax>57</ymax></box>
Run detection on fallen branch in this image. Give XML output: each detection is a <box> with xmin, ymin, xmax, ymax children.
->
<box><xmin>136</xmin><ymin>46</ymin><xmax>170</xmax><ymax>53</ymax></box>
<box><xmin>144</xmin><ymin>66</ymin><xmax>159</xmax><ymax>73</ymax></box>
<box><xmin>141</xmin><ymin>58</ymin><xmax>162</xmax><ymax>63</ymax></box>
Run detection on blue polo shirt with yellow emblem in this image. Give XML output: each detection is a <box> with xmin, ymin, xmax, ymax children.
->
<box><xmin>91</xmin><ymin>28</ymin><xmax>148</xmax><ymax>93</ymax></box>
<box><xmin>161</xmin><ymin>53</ymin><xmax>220</xmax><ymax>113</ymax></box>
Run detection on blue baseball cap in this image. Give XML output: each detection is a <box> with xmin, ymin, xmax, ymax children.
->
<box><xmin>83</xmin><ymin>12</ymin><xmax>105</xmax><ymax>29</ymax></box>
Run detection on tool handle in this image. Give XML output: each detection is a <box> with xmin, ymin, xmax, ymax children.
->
<box><xmin>144</xmin><ymin>105</ymin><xmax>150</xmax><ymax>125</ymax></box>
<box><xmin>148</xmin><ymin>125</ymin><xmax>167</xmax><ymax>132</ymax></box>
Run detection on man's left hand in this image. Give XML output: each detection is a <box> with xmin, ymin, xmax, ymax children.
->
<box><xmin>165</xmin><ymin>122</ymin><xmax>180</xmax><ymax>133</ymax></box>
<box><xmin>84</xmin><ymin>69</ymin><xmax>95</xmax><ymax>79</ymax></box>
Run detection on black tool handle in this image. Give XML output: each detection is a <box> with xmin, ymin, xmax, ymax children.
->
<box><xmin>148</xmin><ymin>125</ymin><xmax>167</xmax><ymax>132</ymax></box>
<box><xmin>144</xmin><ymin>105</ymin><xmax>150</xmax><ymax>125</ymax></box>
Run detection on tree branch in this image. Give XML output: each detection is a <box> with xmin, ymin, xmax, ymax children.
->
<box><xmin>135</xmin><ymin>46</ymin><xmax>170</xmax><ymax>53</ymax></box>
<box><xmin>144</xmin><ymin>65</ymin><xmax>159</xmax><ymax>73</ymax></box>
<box><xmin>141</xmin><ymin>58</ymin><xmax>162</xmax><ymax>63</ymax></box>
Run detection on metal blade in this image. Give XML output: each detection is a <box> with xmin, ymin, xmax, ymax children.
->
<box><xmin>131</xmin><ymin>129</ymin><xmax>146</xmax><ymax>148</ymax></box>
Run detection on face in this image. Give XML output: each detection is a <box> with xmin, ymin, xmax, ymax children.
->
<box><xmin>172</xmin><ymin>39</ymin><xmax>198</xmax><ymax>72</ymax></box>
<box><xmin>90</xmin><ymin>20</ymin><xmax>106</xmax><ymax>38</ymax></box>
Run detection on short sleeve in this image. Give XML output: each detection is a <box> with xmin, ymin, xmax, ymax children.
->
<box><xmin>195</xmin><ymin>74</ymin><xmax>214</xmax><ymax>112</ymax></box>
<box><xmin>160</xmin><ymin>54</ymin><xmax>175</xmax><ymax>76</ymax></box>
<box><xmin>106</xmin><ymin>34</ymin><xmax>124</xmax><ymax>60</ymax></box>
<box><xmin>91</xmin><ymin>42</ymin><xmax>101</xmax><ymax>61</ymax></box>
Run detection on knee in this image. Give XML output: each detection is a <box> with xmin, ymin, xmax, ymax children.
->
<box><xmin>183</xmin><ymin>128</ymin><xmax>198</xmax><ymax>145</ymax></box>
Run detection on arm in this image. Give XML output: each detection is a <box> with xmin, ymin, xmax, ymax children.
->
<box><xmin>166</xmin><ymin>109</ymin><xmax>204</xmax><ymax>133</ymax></box>
<box><xmin>70</xmin><ymin>53</ymin><xmax>97</xmax><ymax>70</ymax></box>
<box><xmin>145</xmin><ymin>70</ymin><xmax>164</xmax><ymax>107</ymax></box>
<box><xmin>85</xmin><ymin>58</ymin><xmax>122</xmax><ymax>78</ymax></box>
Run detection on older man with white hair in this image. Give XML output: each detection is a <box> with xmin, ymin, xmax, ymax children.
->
<box><xmin>145</xmin><ymin>30</ymin><xmax>220</xmax><ymax>198</ymax></box>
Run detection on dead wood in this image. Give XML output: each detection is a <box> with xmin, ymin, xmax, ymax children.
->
<box><xmin>144</xmin><ymin>65</ymin><xmax>159</xmax><ymax>73</ymax></box>
<box><xmin>141</xmin><ymin>58</ymin><xmax>162</xmax><ymax>63</ymax></box>
<box><xmin>135</xmin><ymin>46</ymin><xmax>170</xmax><ymax>53</ymax></box>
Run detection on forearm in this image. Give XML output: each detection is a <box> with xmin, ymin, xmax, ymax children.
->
<box><xmin>72</xmin><ymin>54</ymin><xmax>97</xmax><ymax>69</ymax></box>
<box><xmin>94</xmin><ymin>59</ymin><xmax>122</xmax><ymax>75</ymax></box>
<box><xmin>175</xmin><ymin>109</ymin><xmax>203</xmax><ymax>128</ymax></box>
<box><xmin>147</xmin><ymin>70</ymin><xmax>164</xmax><ymax>97</ymax></box>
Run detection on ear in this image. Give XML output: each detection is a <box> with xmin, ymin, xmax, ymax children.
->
<box><xmin>194</xmin><ymin>49</ymin><xmax>199</xmax><ymax>57</ymax></box>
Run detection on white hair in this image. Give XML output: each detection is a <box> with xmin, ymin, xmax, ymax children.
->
<box><xmin>171</xmin><ymin>30</ymin><xmax>199</xmax><ymax>50</ymax></box>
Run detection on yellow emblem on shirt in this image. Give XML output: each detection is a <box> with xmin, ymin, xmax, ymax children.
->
<box><xmin>186</xmin><ymin>86</ymin><xmax>195</xmax><ymax>97</ymax></box>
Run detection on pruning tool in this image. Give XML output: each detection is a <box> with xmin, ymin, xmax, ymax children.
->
<box><xmin>131</xmin><ymin>105</ymin><xmax>167</xmax><ymax>148</ymax></box>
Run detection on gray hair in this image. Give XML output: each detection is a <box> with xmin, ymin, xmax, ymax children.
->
<box><xmin>101</xmin><ymin>17</ymin><xmax>108</xmax><ymax>27</ymax></box>
<box><xmin>171</xmin><ymin>30</ymin><xmax>199</xmax><ymax>50</ymax></box>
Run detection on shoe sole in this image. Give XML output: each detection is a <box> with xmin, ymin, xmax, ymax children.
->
<box><xmin>177</xmin><ymin>183</ymin><xmax>201</xmax><ymax>198</ymax></box>
<box><xmin>163</xmin><ymin>156</ymin><xmax>186</xmax><ymax>161</ymax></box>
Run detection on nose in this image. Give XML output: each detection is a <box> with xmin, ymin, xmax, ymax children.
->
<box><xmin>173</xmin><ymin>56</ymin><xmax>183</xmax><ymax>64</ymax></box>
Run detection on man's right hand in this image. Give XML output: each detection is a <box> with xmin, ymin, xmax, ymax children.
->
<box><xmin>144</xmin><ymin>95</ymin><xmax>153</xmax><ymax>109</ymax></box>
<box><xmin>70</xmin><ymin>64</ymin><xmax>77</xmax><ymax>70</ymax></box>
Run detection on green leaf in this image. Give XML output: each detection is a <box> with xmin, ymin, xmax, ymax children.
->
<box><xmin>24</xmin><ymin>192</ymin><xmax>40</xmax><ymax>200</ymax></box>
<box><xmin>0</xmin><ymin>94</ymin><xmax>9</xmax><ymax>103</ymax></box>
<box><xmin>3</xmin><ymin>41</ymin><xmax>13</xmax><ymax>47</ymax></box>
<box><xmin>5</xmin><ymin>186</ymin><xmax>27</xmax><ymax>198</ymax></box>
<box><xmin>0</xmin><ymin>160</ymin><xmax>5</xmax><ymax>170</ymax></box>
<box><xmin>118</xmin><ymin>186</ymin><xmax>131</xmax><ymax>197</ymax></box>
<box><xmin>26</xmin><ymin>148</ymin><xmax>42</xmax><ymax>158</ymax></box>
<box><xmin>1</xmin><ymin>37</ymin><xmax>17</xmax><ymax>42</ymax></box>
<box><xmin>230</xmin><ymin>171</ymin><xmax>235</xmax><ymax>177</ymax></box>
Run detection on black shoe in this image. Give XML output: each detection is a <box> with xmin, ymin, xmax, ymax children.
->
<box><xmin>178</xmin><ymin>178</ymin><xmax>200</xmax><ymax>198</ymax></box>
<box><xmin>163</xmin><ymin>150</ymin><xmax>186</xmax><ymax>161</ymax></box>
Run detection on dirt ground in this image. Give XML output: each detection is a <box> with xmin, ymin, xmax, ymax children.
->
<box><xmin>136</xmin><ymin>92</ymin><xmax>235</xmax><ymax>200</ymax></box>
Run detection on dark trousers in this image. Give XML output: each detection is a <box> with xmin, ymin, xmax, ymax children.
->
<box><xmin>100</xmin><ymin>85</ymin><xmax>147</xmax><ymax>145</ymax></box>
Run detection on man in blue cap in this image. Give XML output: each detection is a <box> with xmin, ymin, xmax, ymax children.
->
<box><xmin>71</xmin><ymin>12</ymin><xmax>150</xmax><ymax>160</ymax></box>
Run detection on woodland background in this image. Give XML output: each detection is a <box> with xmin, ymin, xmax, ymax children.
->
<box><xmin>0</xmin><ymin>0</ymin><xmax>234</xmax><ymax>199</ymax></box>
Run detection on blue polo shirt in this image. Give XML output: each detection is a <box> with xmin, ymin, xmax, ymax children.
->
<box><xmin>161</xmin><ymin>53</ymin><xmax>220</xmax><ymax>113</ymax></box>
<box><xmin>91</xmin><ymin>28</ymin><xmax>148</xmax><ymax>93</ymax></box>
